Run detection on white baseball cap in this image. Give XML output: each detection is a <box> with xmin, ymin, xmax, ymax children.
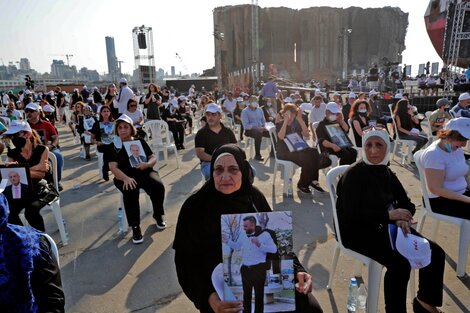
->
<box><xmin>25</xmin><ymin>103</ymin><xmax>40</xmax><ymax>111</ymax></box>
<box><xmin>395</xmin><ymin>229</ymin><xmax>431</xmax><ymax>269</ymax></box>
<box><xmin>119</xmin><ymin>78</ymin><xmax>128</xmax><ymax>84</ymax></box>
<box><xmin>458</xmin><ymin>92</ymin><xmax>470</xmax><ymax>101</ymax></box>
<box><xmin>4</xmin><ymin>120</ymin><xmax>32</xmax><ymax>135</ymax></box>
<box><xmin>43</xmin><ymin>104</ymin><xmax>56</xmax><ymax>113</ymax></box>
<box><xmin>348</xmin><ymin>92</ymin><xmax>357</xmax><ymax>99</ymax></box>
<box><xmin>205</xmin><ymin>103</ymin><xmax>222</xmax><ymax>114</ymax></box>
<box><xmin>326</xmin><ymin>102</ymin><xmax>341</xmax><ymax>114</ymax></box>
<box><xmin>170</xmin><ymin>98</ymin><xmax>178</xmax><ymax>108</ymax></box>
<box><xmin>284</xmin><ymin>97</ymin><xmax>293</xmax><ymax>103</ymax></box>
<box><xmin>444</xmin><ymin>117</ymin><xmax>470</xmax><ymax>139</ymax></box>
<box><xmin>369</xmin><ymin>89</ymin><xmax>379</xmax><ymax>97</ymax></box>
<box><xmin>115</xmin><ymin>114</ymin><xmax>133</xmax><ymax>125</ymax></box>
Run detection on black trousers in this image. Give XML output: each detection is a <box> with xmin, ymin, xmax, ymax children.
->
<box><xmin>169</xmin><ymin>122</ymin><xmax>185</xmax><ymax>146</ymax></box>
<box><xmin>114</xmin><ymin>170</ymin><xmax>165</xmax><ymax>226</ymax></box>
<box><xmin>278</xmin><ymin>147</ymin><xmax>320</xmax><ymax>188</ymax></box>
<box><xmin>8</xmin><ymin>198</ymin><xmax>46</xmax><ymax>231</ymax></box>
<box><xmin>97</xmin><ymin>144</ymin><xmax>112</xmax><ymax>178</ymax></box>
<box><xmin>429</xmin><ymin>189</ymin><xmax>470</xmax><ymax>220</ymax></box>
<box><xmin>331</xmin><ymin>147</ymin><xmax>357</xmax><ymax>165</ymax></box>
<box><xmin>245</xmin><ymin>129</ymin><xmax>270</xmax><ymax>156</ymax></box>
<box><xmin>350</xmin><ymin>228</ymin><xmax>444</xmax><ymax>313</ymax></box>
<box><xmin>240</xmin><ymin>263</ymin><xmax>266</xmax><ymax>313</ymax></box>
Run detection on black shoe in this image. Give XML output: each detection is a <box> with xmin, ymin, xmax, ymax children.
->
<box><xmin>179</xmin><ymin>144</ymin><xmax>185</xmax><ymax>150</ymax></box>
<box><xmin>269</xmin><ymin>151</ymin><xmax>275</xmax><ymax>158</ymax></box>
<box><xmin>58</xmin><ymin>183</ymin><xmax>63</xmax><ymax>192</ymax></box>
<box><xmin>156</xmin><ymin>219</ymin><xmax>167</xmax><ymax>230</ymax></box>
<box><xmin>297</xmin><ymin>184</ymin><xmax>312</xmax><ymax>194</ymax></box>
<box><xmin>103</xmin><ymin>173</ymin><xmax>109</xmax><ymax>181</ymax></box>
<box><xmin>310</xmin><ymin>182</ymin><xmax>327</xmax><ymax>193</ymax></box>
<box><xmin>254</xmin><ymin>154</ymin><xmax>264</xmax><ymax>161</ymax></box>
<box><xmin>132</xmin><ymin>226</ymin><xmax>143</xmax><ymax>244</ymax></box>
<box><xmin>85</xmin><ymin>155</ymin><xmax>91</xmax><ymax>161</ymax></box>
<box><xmin>413</xmin><ymin>297</ymin><xmax>443</xmax><ymax>313</ymax></box>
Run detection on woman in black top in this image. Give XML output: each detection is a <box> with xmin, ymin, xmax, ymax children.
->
<box><xmin>349</xmin><ymin>99</ymin><xmax>371</xmax><ymax>147</ymax></box>
<box><xmin>174</xmin><ymin>144</ymin><xmax>323</xmax><ymax>313</ymax></box>
<box><xmin>275</xmin><ymin>103</ymin><xmax>325</xmax><ymax>194</ymax></box>
<box><xmin>4</xmin><ymin>121</ymin><xmax>50</xmax><ymax>231</ymax></box>
<box><xmin>162</xmin><ymin>99</ymin><xmax>186</xmax><ymax>150</ymax></box>
<box><xmin>177</xmin><ymin>98</ymin><xmax>192</xmax><ymax>133</ymax></box>
<box><xmin>91</xmin><ymin>105</ymin><xmax>115</xmax><ymax>181</ymax></box>
<box><xmin>336</xmin><ymin>127</ymin><xmax>444</xmax><ymax>313</ymax></box>
<box><xmin>104</xmin><ymin>83</ymin><xmax>119</xmax><ymax>120</ymax></box>
<box><xmin>393</xmin><ymin>99</ymin><xmax>428</xmax><ymax>153</ymax></box>
<box><xmin>108</xmin><ymin>114</ymin><xmax>166</xmax><ymax>244</ymax></box>
<box><xmin>144</xmin><ymin>83</ymin><xmax>163</xmax><ymax>120</ymax></box>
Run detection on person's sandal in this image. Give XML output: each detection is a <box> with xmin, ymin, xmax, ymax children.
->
<box><xmin>413</xmin><ymin>297</ymin><xmax>444</xmax><ymax>313</ymax></box>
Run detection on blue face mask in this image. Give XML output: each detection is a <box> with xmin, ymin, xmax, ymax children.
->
<box><xmin>443</xmin><ymin>142</ymin><xmax>453</xmax><ymax>153</ymax></box>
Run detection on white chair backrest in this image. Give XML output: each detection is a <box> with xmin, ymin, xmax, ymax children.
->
<box><xmin>267</xmin><ymin>126</ymin><xmax>279</xmax><ymax>160</ymax></box>
<box><xmin>413</xmin><ymin>150</ymin><xmax>434</xmax><ymax>214</ymax></box>
<box><xmin>143</xmin><ymin>120</ymin><xmax>172</xmax><ymax>146</ymax></box>
<box><xmin>347</xmin><ymin>119</ymin><xmax>359</xmax><ymax>147</ymax></box>
<box><xmin>449</xmin><ymin>109</ymin><xmax>456</xmax><ymax>119</ymax></box>
<box><xmin>48</xmin><ymin>151</ymin><xmax>59</xmax><ymax>191</ymax></box>
<box><xmin>424</xmin><ymin>111</ymin><xmax>433</xmax><ymax>138</ymax></box>
<box><xmin>388</xmin><ymin>103</ymin><xmax>401</xmax><ymax>137</ymax></box>
<box><xmin>42</xmin><ymin>233</ymin><xmax>60</xmax><ymax>266</ymax></box>
<box><xmin>326</xmin><ymin>165</ymin><xmax>350</xmax><ymax>247</ymax></box>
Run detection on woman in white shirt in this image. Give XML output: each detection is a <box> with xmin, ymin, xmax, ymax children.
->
<box><xmin>420</xmin><ymin>117</ymin><xmax>470</xmax><ymax>220</ymax></box>
<box><xmin>124</xmin><ymin>98</ymin><xmax>145</xmax><ymax>139</ymax></box>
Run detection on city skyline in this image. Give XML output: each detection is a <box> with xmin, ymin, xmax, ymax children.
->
<box><xmin>0</xmin><ymin>0</ymin><xmax>441</xmax><ymax>77</ymax></box>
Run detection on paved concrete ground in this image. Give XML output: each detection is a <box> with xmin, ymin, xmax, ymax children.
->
<box><xmin>44</xmin><ymin>123</ymin><xmax>469</xmax><ymax>313</ymax></box>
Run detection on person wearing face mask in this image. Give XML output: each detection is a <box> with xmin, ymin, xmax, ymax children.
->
<box><xmin>241</xmin><ymin>97</ymin><xmax>270</xmax><ymax>161</ymax></box>
<box><xmin>349</xmin><ymin>100</ymin><xmax>372</xmax><ymax>148</ymax></box>
<box><xmin>316</xmin><ymin>102</ymin><xmax>357</xmax><ymax>165</ymax></box>
<box><xmin>3</xmin><ymin>121</ymin><xmax>51</xmax><ymax>231</ymax></box>
<box><xmin>419</xmin><ymin>118</ymin><xmax>470</xmax><ymax>220</ymax></box>
<box><xmin>336</xmin><ymin>127</ymin><xmax>445</xmax><ymax>313</ymax></box>
<box><xmin>261</xmin><ymin>98</ymin><xmax>277</xmax><ymax>123</ymax></box>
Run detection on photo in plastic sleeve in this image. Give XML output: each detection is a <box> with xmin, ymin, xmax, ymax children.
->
<box><xmin>99</xmin><ymin>121</ymin><xmax>115</xmax><ymax>144</ymax></box>
<box><xmin>0</xmin><ymin>164</ymin><xmax>33</xmax><ymax>200</ymax></box>
<box><xmin>123</xmin><ymin>140</ymin><xmax>147</xmax><ymax>168</ymax></box>
<box><xmin>221</xmin><ymin>211</ymin><xmax>295</xmax><ymax>312</ymax></box>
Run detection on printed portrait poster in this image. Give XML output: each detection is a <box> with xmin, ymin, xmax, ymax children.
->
<box><xmin>123</xmin><ymin>140</ymin><xmax>147</xmax><ymax>168</ymax></box>
<box><xmin>0</xmin><ymin>164</ymin><xmax>33</xmax><ymax>201</ymax></box>
<box><xmin>221</xmin><ymin>211</ymin><xmax>295</xmax><ymax>312</ymax></box>
<box><xmin>325</xmin><ymin>124</ymin><xmax>353</xmax><ymax>148</ymax></box>
<box><xmin>99</xmin><ymin>121</ymin><xmax>115</xmax><ymax>145</ymax></box>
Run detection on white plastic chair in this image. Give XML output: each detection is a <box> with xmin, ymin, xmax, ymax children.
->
<box><xmin>388</xmin><ymin>104</ymin><xmax>416</xmax><ymax>165</ymax></box>
<box><xmin>119</xmin><ymin>191</ymin><xmax>152</xmax><ymax>232</ymax></box>
<box><xmin>326</xmin><ymin>165</ymin><xmax>384</xmax><ymax>313</ymax></box>
<box><xmin>423</xmin><ymin>111</ymin><xmax>438</xmax><ymax>146</ymax></box>
<box><xmin>42</xmin><ymin>233</ymin><xmax>60</xmax><ymax>266</ymax></box>
<box><xmin>311</xmin><ymin>121</ymin><xmax>339</xmax><ymax>174</ymax></box>
<box><xmin>414</xmin><ymin>150</ymin><xmax>470</xmax><ymax>277</ymax></box>
<box><xmin>347</xmin><ymin>119</ymin><xmax>362</xmax><ymax>159</ymax></box>
<box><xmin>143</xmin><ymin>120</ymin><xmax>179</xmax><ymax>169</ymax></box>
<box><xmin>267</xmin><ymin>126</ymin><xmax>298</xmax><ymax>196</ymax></box>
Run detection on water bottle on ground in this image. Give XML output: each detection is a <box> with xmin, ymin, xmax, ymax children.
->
<box><xmin>347</xmin><ymin>277</ymin><xmax>358</xmax><ymax>312</ymax></box>
<box><xmin>118</xmin><ymin>207</ymin><xmax>123</xmax><ymax>231</ymax></box>
<box><xmin>62</xmin><ymin>219</ymin><xmax>69</xmax><ymax>241</ymax></box>
<box><xmin>287</xmin><ymin>178</ymin><xmax>293</xmax><ymax>197</ymax></box>
<box><xmin>357</xmin><ymin>283</ymin><xmax>367</xmax><ymax>312</ymax></box>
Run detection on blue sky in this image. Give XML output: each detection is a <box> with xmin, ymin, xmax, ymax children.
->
<box><xmin>0</xmin><ymin>0</ymin><xmax>439</xmax><ymax>76</ymax></box>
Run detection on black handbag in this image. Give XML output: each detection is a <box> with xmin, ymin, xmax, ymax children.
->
<box><xmin>319</xmin><ymin>151</ymin><xmax>332</xmax><ymax>169</ymax></box>
<box><xmin>36</xmin><ymin>180</ymin><xmax>60</xmax><ymax>205</ymax></box>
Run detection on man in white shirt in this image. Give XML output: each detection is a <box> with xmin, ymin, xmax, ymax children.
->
<box><xmin>113</xmin><ymin>78</ymin><xmax>135</xmax><ymax>116</ymax></box>
<box><xmin>309</xmin><ymin>95</ymin><xmax>327</xmax><ymax>141</ymax></box>
<box><xmin>222</xmin><ymin>91</ymin><xmax>237</xmax><ymax>117</ymax></box>
<box><xmin>224</xmin><ymin>215</ymin><xmax>277</xmax><ymax>313</ymax></box>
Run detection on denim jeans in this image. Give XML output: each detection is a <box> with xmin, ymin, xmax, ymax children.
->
<box><xmin>51</xmin><ymin>148</ymin><xmax>63</xmax><ymax>182</ymax></box>
<box><xmin>201</xmin><ymin>161</ymin><xmax>211</xmax><ymax>181</ymax></box>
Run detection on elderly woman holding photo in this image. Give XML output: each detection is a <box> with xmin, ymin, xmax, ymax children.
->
<box><xmin>174</xmin><ymin>144</ymin><xmax>323</xmax><ymax>313</ymax></box>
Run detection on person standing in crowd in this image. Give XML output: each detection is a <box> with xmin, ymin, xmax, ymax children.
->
<box><xmin>80</xmin><ymin>85</ymin><xmax>90</xmax><ymax>101</ymax></box>
<box><xmin>349</xmin><ymin>100</ymin><xmax>371</xmax><ymax>148</ymax></box>
<box><xmin>241</xmin><ymin>97</ymin><xmax>270</xmax><ymax>161</ymax></box>
<box><xmin>162</xmin><ymin>98</ymin><xmax>186</xmax><ymax>150</ymax></box>
<box><xmin>108</xmin><ymin>114</ymin><xmax>166</xmax><ymax>244</ymax></box>
<box><xmin>223</xmin><ymin>215</ymin><xmax>277</xmax><ymax>313</ymax></box>
<box><xmin>428</xmin><ymin>98</ymin><xmax>452</xmax><ymax>136</ymax></box>
<box><xmin>55</xmin><ymin>86</ymin><xmax>65</xmax><ymax>124</ymax></box>
<box><xmin>0</xmin><ymin>194</ymin><xmax>65</xmax><ymax>312</ymax></box>
<box><xmin>91</xmin><ymin>106</ymin><xmax>114</xmax><ymax>181</ymax></box>
<box><xmin>195</xmin><ymin>103</ymin><xmax>237</xmax><ymax>180</ymax></box>
<box><xmin>276</xmin><ymin>103</ymin><xmax>325</xmax><ymax>194</ymax></box>
<box><xmin>92</xmin><ymin>86</ymin><xmax>103</xmax><ymax>105</ymax></box>
<box><xmin>25</xmin><ymin>103</ymin><xmax>64</xmax><ymax>190</ymax></box>
<box><xmin>69</xmin><ymin>88</ymin><xmax>83</xmax><ymax>110</ymax></box>
<box><xmin>3</xmin><ymin>121</ymin><xmax>50</xmax><ymax>231</ymax></box>
<box><xmin>104</xmin><ymin>83</ymin><xmax>119</xmax><ymax>119</ymax></box>
<box><xmin>113</xmin><ymin>78</ymin><xmax>135</xmax><ymax>117</ymax></box>
<box><xmin>336</xmin><ymin>127</ymin><xmax>445</xmax><ymax>313</ymax></box>
<box><xmin>420</xmin><ymin>117</ymin><xmax>470</xmax><ymax>220</ymax></box>
<box><xmin>174</xmin><ymin>144</ymin><xmax>323</xmax><ymax>313</ymax></box>
<box><xmin>450</xmin><ymin>92</ymin><xmax>470</xmax><ymax>118</ymax></box>
<box><xmin>393</xmin><ymin>99</ymin><xmax>428</xmax><ymax>153</ymax></box>
<box><xmin>259</xmin><ymin>76</ymin><xmax>277</xmax><ymax>103</ymax></box>
<box><xmin>316</xmin><ymin>102</ymin><xmax>357</xmax><ymax>165</ymax></box>
<box><xmin>309</xmin><ymin>95</ymin><xmax>327</xmax><ymax>141</ymax></box>
<box><xmin>144</xmin><ymin>83</ymin><xmax>163</xmax><ymax>120</ymax></box>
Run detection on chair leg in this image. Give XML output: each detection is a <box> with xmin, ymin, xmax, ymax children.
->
<box><xmin>119</xmin><ymin>194</ymin><xmax>129</xmax><ymax>232</ymax></box>
<box><xmin>456</xmin><ymin>222</ymin><xmax>470</xmax><ymax>277</ymax></box>
<box><xmin>327</xmin><ymin>244</ymin><xmax>341</xmax><ymax>289</ymax></box>
<box><xmin>430</xmin><ymin>219</ymin><xmax>440</xmax><ymax>242</ymax></box>
<box><xmin>272</xmin><ymin>162</ymin><xmax>278</xmax><ymax>187</ymax></box>
<box><xmin>366</xmin><ymin>261</ymin><xmax>383</xmax><ymax>313</ymax></box>
<box><xmin>173</xmin><ymin>147</ymin><xmax>180</xmax><ymax>168</ymax></box>
<box><xmin>408</xmin><ymin>269</ymin><xmax>416</xmax><ymax>301</ymax></box>
<box><xmin>51</xmin><ymin>201</ymin><xmax>68</xmax><ymax>246</ymax></box>
<box><xmin>391</xmin><ymin>141</ymin><xmax>398</xmax><ymax>161</ymax></box>
<box><xmin>416</xmin><ymin>209</ymin><xmax>427</xmax><ymax>233</ymax></box>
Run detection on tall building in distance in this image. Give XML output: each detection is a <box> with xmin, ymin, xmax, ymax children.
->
<box><xmin>170</xmin><ymin>66</ymin><xmax>175</xmax><ymax>77</ymax></box>
<box><xmin>19</xmin><ymin>58</ymin><xmax>31</xmax><ymax>71</ymax></box>
<box><xmin>105</xmin><ymin>36</ymin><xmax>118</xmax><ymax>81</ymax></box>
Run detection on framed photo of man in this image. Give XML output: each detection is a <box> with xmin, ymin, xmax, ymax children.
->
<box><xmin>325</xmin><ymin>124</ymin><xmax>353</xmax><ymax>148</ymax></box>
<box><xmin>0</xmin><ymin>164</ymin><xmax>33</xmax><ymax>200</ymax></box>
<box><xmin>221</xmin><ymin>211</ymin><xmax>295</xmax><ymax>312</ymax></box>
<box><xmin>123</xmin><ymin>140</ymin><xmax>147</xmax><ymax>168</ymax></box>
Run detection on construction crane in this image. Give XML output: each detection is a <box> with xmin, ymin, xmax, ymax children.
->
<box><xmin>50</xmin><ymin>54</ymin><xmax>74</xmax><ymax>66</ymax></box>
<box><xmin>175</xmin><ymin>53</ymin><xmax>189</xmax><ymax>75</ymax></box>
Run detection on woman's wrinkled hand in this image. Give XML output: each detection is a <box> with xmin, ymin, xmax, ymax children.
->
<box><xmin>296</xmin><ymin>272</ymin><xmax>313</xmax><ymax>294</ymax></box>
<box><xmin>208</xmin><ymin>292</ymin><xmax>243</xmax><ymax>313</ymax></box>
<box><xmin>389</xmin><ymin>208</ymin><xmax>413</xmax><ymax>222</ymax></box>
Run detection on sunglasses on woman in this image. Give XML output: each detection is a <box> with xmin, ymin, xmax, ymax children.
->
<box><xmin>362</xmin><ymin>124</ymin><xmax>387</xmax><ymax>133</ymax></box>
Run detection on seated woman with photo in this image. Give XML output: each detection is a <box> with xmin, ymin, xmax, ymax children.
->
<box><xmin>393</xmin><ymin>99</ymin><xmax>428</xmax><ymax>153</ymax></box>
<box><xmin>4</xmin><ymin>121</ymin><xmax>50</xmax><ymax>231</ymax></box>
<box><xmin>91</xmin><ymin>105</ymin><xmax>114</xmax><ymax>181</ymax></box>
<box><xmin>108</xmin><ymin>114</ymin><xmax>166</xmax><ymax>244</ymax></box>
<box><xmin>174</xmin><ymin>144</ymin><xmax>323</xmax><ymax>313</ymax></box>
<box><xmin>316</xmin><ymin>102</ymin><xmax>357</xmax><ymax>165</ymax></box>
<box><xmin>275</xmin><ymin>103</ymin><xmax>325</xmax><ymax>194</ymax></box>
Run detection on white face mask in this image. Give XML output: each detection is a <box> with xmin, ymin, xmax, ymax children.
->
<box><xmin>266</xmin><ymin>102</ymin><xmax>272</xmax><ymax>107</ymax></box>
<box><xmin>328</xmin><ymin>115</ymin><xmax>337</xmax><ymax>122</ymax></box>
<box><xmin>358</xmin><ymin>109</ymin><xmax>367</xmax><ymax>113</ymax></box>
<box><xmin>250</xmin><ymin>102</ymin><xmax>259</xmax><ymax>109</ymax></box>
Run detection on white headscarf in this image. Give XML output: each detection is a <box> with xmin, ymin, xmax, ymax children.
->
<box><xmin>361</xmin><ymin>128</ymin><xmax>391</xmax><ymax>166</ymax></box>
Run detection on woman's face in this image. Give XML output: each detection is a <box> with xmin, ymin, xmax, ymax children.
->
<box><xmin>101</xmin><ymin>108</ymin><xmax>111</xmax><ymax>118</ymax></box>
<box><xmin>364</xmin><ymin>136</ymin><xmax>387</xmax><ymax>164</ymax></box>
<box><xmin>448</xmin><ymin>138</ymin><xmax>468</xmax><ymax>151</ymax></box>
<box><xmin>128</xmin><ymin>102</ymin><xmax>137</xmax><ymax>112</ymax></box>
<box><xmin>358</xmin><ymin>103</ymin><xmax>367</xmax><ymax>111</ymax></box>
<box><xmin>213</xmin><ymin>154</ymin><xmax>242</xmax><ymax>195</ymax></box>
<box><xmin>117</xmin><ymin>122</ymin><xmax>132</xmax><ymax>140</ymax></box>
<box><xmin>149</xmin><ymin>85</ymin><xmax>156</xmax><ymax>92</ymax></box>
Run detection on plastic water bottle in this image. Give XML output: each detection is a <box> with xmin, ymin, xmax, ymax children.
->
<box><xmin>62</xmin><ymin>219</ymin><xmax>69</xmax><ymax>241</ymax></box>
<box><xmin>347</xmin><ymin>277</ymin><xmax>358</xmax><ymax>312</ymax></box>
<box><xmin>118</xmin><ymin>208</ymin><xmax>123</xmax><ymax>231</ymax></box>
<box><xmin>287</xmin><ymin>178</ymin><xmax>293</xmax><ymax>197</ymax></box>
<box><xmin>357</xmin><ymin>283</ymin><xmax>367</xmax><ymax>312</ymax></box>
